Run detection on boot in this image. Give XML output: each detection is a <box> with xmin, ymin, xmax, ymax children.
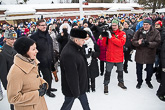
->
<box><xmin>104</xmin><ymin>85</ymin><xmax>108</xmax><ymax>95</ymax></box>
<box><xmin>146</xmin><ymin>81</ymin><xmax>153</xmax><ymax>89</ymax></box>
<box><xmin>52</xmin><ymin>71</ymin><xmax>59</xmax><ymax>82</ymax></box>
<box><xmin>136</xmin><ymin>83</ymin><xmax>142</xmax><ymax>89</ymax></box>
<box><xmin>118</xmin><ymin>82</ymin><xmax>127</xmax><ymax>90</ymax></box>
<box><xmin>123</xmin><ymin>68</ymin><xmax>128</xmax><ymax>73</ymax></box>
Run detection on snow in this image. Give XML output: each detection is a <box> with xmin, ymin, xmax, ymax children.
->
<box><xmin>0</xmin><ymin>52</ymin><xmax>165</xmax><ymax>110</ymax></box>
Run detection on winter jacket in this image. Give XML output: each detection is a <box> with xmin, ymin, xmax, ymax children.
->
<box><xmin>0</xmin><ymin>43</ymin><xmax>17</xmax><ymax>90</ymax></box>
<box><xmin>60</xmin><ymin>40</ymin><xmax>88</xmax><ymax>98</ymax></box>
<box><xmin>30</xmin><ymin>29</ymin><xmax>54</xmax><ymax>69</ymax></box>
<box><xmin>161</xmin><ymin>40</ymin><xmax>165</xmax><ymax>68</ymax></box>
<box><xmin>130</xmin><ymin>21</ymin><xmax>138</xmax><ymax>32</ymax></box>
<box><xmin>123</xmin><ymin>28</ymin><xmax>134</xmax><ymax>50</ymax></box>
<box><xmin>7</xmin><ymin>55</ymin><xmax>48</xmax><ymax>110</ymax></box>
<box><xmin>83</xmin><ymin>38</ymin><xmax>100</xmax><ymax>79</ymax></box>
<box><xmin>56</xmin><ymin>32</ymin><xmax>69</xmax><ymax>54</ymax></box>
<box><xmin>132</xmin><ymin>27</ymin><xmax>161</xmax><ymax>64</ymax></box>
<box><xmin>156</xmin><ymin>27</ymin><xmax>165</xmax><ymax>54</ymax></box>
<box><xmin>97</xmin><ymin>38</ymin><xmax>107</xmax><ymax>61</ymax></box>
<box><xmin>102</xmin><ymin>29</ymin><xmax>126</xmax><ymax>63</ymax></box>
<box><xmin>136</xmin><ymin>21</ymin><xmax>143</xmax><ymax>32</ymax></box>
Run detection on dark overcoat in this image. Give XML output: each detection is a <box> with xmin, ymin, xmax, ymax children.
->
<box><xmin>132</xmin><ymin>27</ymin><xmax>161</xmax><ymax>64</ymax></box>
<box><xmin>30</xmin><ymin>29</ymin><xmax>54</xmax><ymax>69</ymax></box>
<box><xmin>0</xmin><ymin>43</ymin><xmax>17</xmax><ymax>89</ymax></box>
<box><xmin>60</xmin><ymin>40</ymin><xmax>88</xmax><ymax>98</ymax></box>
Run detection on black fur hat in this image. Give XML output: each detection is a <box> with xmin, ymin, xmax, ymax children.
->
<box><xmin>14</xmin><ymin>37</ymin><xmax>36</xmax><ymax>55</ymax></box>
<box><xmin>70</xmin><ymin>28</ymin><xmax>87</xmax><ymax>39</ymax></box>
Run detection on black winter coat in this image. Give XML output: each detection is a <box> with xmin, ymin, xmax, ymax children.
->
<box><xmin>156</xmin><ymin>27</ymin><xmax>165</xmax><ymax>54</ymax></box>
<box><xmin>30</xmin><ymin>29</ymin><xmax>54</xmax><ymax>69</ymax></box>
<box><xmin>56</xmin><ymin>33</ymin><xmax>69</xmax><ymax>54</ymax></box>
<box><xmin>123</xmin><ymin>28</ymin><xmax>134</xmax><ymax>50</ymax></box>
<box><xmin>0</xmin><ymin>43</ymin><xmax>17</xmax><ymax>89</ymax></box>
<box><xmin>60</xmin><ymin>40</ymin><xmax>88</xmax><ymax>98</ymax></box>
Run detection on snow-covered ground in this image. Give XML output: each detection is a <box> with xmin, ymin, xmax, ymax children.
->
<box><xmin>0</xmin><ymin>52</ymin><xmax>165</xmax><ymax>110</ymax></box>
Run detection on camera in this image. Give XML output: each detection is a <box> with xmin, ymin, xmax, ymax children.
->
<box><xmin>100</xmin><ymin>25</ymin><xmax>109</xmax><ymax>32</ymax></box>
<box><xmin>141</xmin><ymin>30</ymin><xmax>149</xmax><ymax>46</ymax></box>
<box><xmin>100</xmin><ymin>25</ymin><xmax>110</xmax><ymax>37</ymax></box>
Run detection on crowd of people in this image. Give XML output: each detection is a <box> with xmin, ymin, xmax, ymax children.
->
<box><xmin>0</xmin><ymin>12</ymin><xmax>165</xmax><ymax>110</ymax></box>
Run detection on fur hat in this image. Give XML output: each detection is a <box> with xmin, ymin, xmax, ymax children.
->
<box><xmin>14</xmin><ymin>37</ymin><xmax>36</xmax><ymax>55</ymax></box>
<box><xmin>70</xmin><ymin>28</ymin><xmax>87</xmax><ymax>39</ymax></box>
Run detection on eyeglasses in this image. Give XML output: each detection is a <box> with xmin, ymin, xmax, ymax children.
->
<box><xmin>39</xmin><ymin>25</ymin><xmax>47</xmax><ymax>27</ymax></box>
<box><xmin>112</xmin><ymin>25</ymin><xmax>117</xmax><ymax>26</ymax></box>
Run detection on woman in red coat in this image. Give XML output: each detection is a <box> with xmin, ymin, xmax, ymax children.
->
<box><xmin>102</xmin><ymin>19</ymin><xmax>127</xmax><ymax>95</ymax></box>
<box><xmin>97</xmin><ymin>35</ymin><xmax>107</xmax><ymax>76</ymax></box>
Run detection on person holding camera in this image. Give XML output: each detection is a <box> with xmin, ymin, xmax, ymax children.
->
<box><xmin>102</xmin><ymin>19</ymin><xmax>127</xmax><ymax>95</ymax></box>
<box><xmin>7</xmin><ymin>37</ymin><xmax>48</xmax><ymax>110</ymax></box>
<box><xmin>132</xmin><ymin>18</ymin><xmax>161</xmax><ymax>89</ymax></box>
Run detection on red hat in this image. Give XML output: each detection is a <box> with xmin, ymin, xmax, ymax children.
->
<box><xmin>155</xmin><ymin>20</ymin><xmax>162</xmax><ymax>27</ymax></box>
<box><xmin>24</xmin><ymin>28</ymin><xmax>29</xmax><ymax>33</ymax></box>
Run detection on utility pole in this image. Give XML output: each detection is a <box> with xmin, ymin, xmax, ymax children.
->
<box><xmin>79</xmin><ymin>0</ymin><xmax>83</xmax><ymax>20</ymax></box>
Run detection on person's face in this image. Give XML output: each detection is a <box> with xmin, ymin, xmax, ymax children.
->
<box><xmin>10</xmin><ymin>27</ymin><xmax>14</xmax><ymax>30</ymax></box>
<box><xmin>131</xmin><ymin>19</ymin><xmax>135</xmax><ymax>23</ymax></box>
<box><xmin>112</xmin><ymin>23</ymin><xmax>118</xmax><ymax>31</ymax></box>
<box><xmin>143</xmin><ymin>23</ymin><xmax>151</xmax><ymax>31</ymax></box>
<box><xmin>152</xmin><ymin>15</ymin><xmax>156</xmax><ymax>19</ymax></box>
<box><xmin>83</xmin><ymin>23</ymin><xmax>88</xmax><ymax>28</ymax></box>
<box><xmin>37</xmin><ymin>22</ymin><xmax>47</xmax><ymax>32</ymax></box>
<box><xmin>100</xmin><ymin>18</ymin><xmax>104</xmax><ymax>23</ymax></box>
<box><xmin>26</xmin><ymin>43</ymin><xmax>38</xmax><ymax>60</ymax></box>
<box><xmin>73</xmin><ymin>26</ymin><xmax>79</xmax><ymax>28</ymax></box>
<box><xmin>6</xmin><ymin>38</ymin><xmax>16</xmax><ymax>47</ymax></box>
<box><xmin>123</xmin><ymin>22</ymin><xmax>129</xmax><ymax>29</ymax></box>
<box><xmin>155</xmin><ymin>24</ymin><xmax>161</xmax><ymax>29</ymax></box>
<box><xmin>75</xmin><ymin>38</ymin><xmax>86</xmax><ymax>47</ymax></box>
<box><xmin>89</xmin><ymin>19</ymin><xmax>93</xmax><ymax>23</ymax></box>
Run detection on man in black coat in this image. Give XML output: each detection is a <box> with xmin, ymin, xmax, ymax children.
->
<box><xmin>157</xmin><ymin>40</ymin><xmax>165</xmax><ymax>102</ymax></box>
<box><xmin>60</xmin><ymin>28</ymin><xmax>90</xmax><ymax>110</ymax></box>
<box><xmin>30</xmin><ymin>19</ymin><xmax>56</xmax><ymax>98</ymax></box>
<box><xmin>0</xmin><ymin>30</ymin><xmax>17</xmax><ymax>110</ymax></box>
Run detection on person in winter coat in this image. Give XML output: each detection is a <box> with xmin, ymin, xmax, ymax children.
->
<box><xmin>123</xmin><ymin>21</ymin><xmax>135</xmax><ymax>73</ymax></box>
<box><xmin>7</xmin><ymin>37</ymin><xmax>48</xmax><ymax>110</ymax></box>
<box><xmin>57</xmin><ymin>24</ymin><xmax>70</xmax><ymax>54</ymax></box>
<box><xmin>60</xmin><ymin>28</ymin><xmax>90</xmax><ymax>110</ymax></box>
<box><xmin>102</xmin><ymin>19</ymin><xmax>127</xmax><ymax>95</ymax></box>
<box><xmin>130</xmin><ymin>17</ymin><xmax>138</xmax><ymax>32</ymax></box>
<box><xmin>83</xmin><ymin>30</ymin><xmax>100</xmax><ymax>92</ymax></box>
<box><xmin>157</xmin><ymin>40</ymin><xmax>165</xmax><ymax>102</ymax></box>
<box><xmin>135</xmin><ymin>14</ymin><xmax>148</xmax><ymax>31</ymax></box>
<box><xmin>97</xmin><ymin>35</ymin><xmax>107</xmax><ymax>76</ymax></box>
<box><xmin>47</xmin><ymin>24</ymin><xmax>59</xmax><ymax>82</ymax></box>
<box><xmin>132</xmin><ymin>18</ymin><xmax>161</xmax><ymax>89</ymax></box>
<box><xmin>0</xmin><ymin>30</ymin><xmax>17</xmax><ymax>110</ymax></box>
<box><xmin>30</xmin><ymin>19</ymin><xmax>56</xmax><ymax>98</ymax></box>
<box><xmin>153</xmin><ymin>20</ymin><xmax>165</xmax><ymax>73</ymax></box>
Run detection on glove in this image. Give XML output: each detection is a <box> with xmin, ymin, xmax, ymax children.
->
<box><xmin>107</xmin><ymin>31</ymin><xmax>112</xmax><ymax>39</ymax></box>
<box><xmin>38</xmin><ymin>83</ymin><xmax>47</xmax><ymax>97</ymax></box>
<box><xmin>144</xmin><ymin>40</ymin><xmax>149</xmax><ymax>46</ymax></box>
